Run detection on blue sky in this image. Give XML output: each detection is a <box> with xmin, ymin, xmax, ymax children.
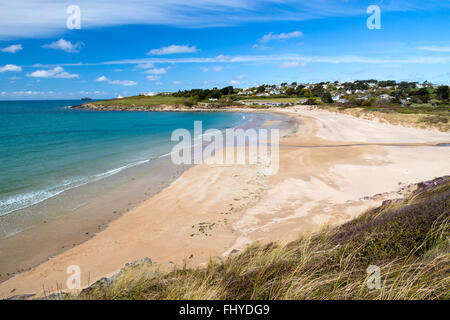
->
<box><xmin>0</xmin><ymin>0</ymin><xmax>449</xmax><ymax>100</ymax></box>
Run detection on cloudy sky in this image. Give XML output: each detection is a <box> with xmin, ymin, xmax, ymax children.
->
<box><xmin>0</xmin><ymin>0</ymin><xmax>449</xmax><ymax>100</ymax></box>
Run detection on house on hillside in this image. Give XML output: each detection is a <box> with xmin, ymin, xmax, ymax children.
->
<box><xmin>238</xmin><ymin>88</ymin><xmax>253</xmax><ymax>95</ymax></box>
<box><xmin>269</xmin><ymin>89</ymin><xmax>281</xmax><ymax>95</ymax></box>
<box><xmin>332</xmin><ymin>94</ymin><xmax>341</xmax><ymax>101</ymax></box>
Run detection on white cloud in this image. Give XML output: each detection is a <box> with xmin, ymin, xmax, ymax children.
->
<box><xmin>201</xmin><ymin>64</ymin><xmax>226</xmax><ymax>72</ymax></box>
<box><xmin>172</xmin><ymin>81</ymin><xmax>182</xmax><ymax>85</ymax></box>
<box><xmin>12</xmin><ymin>90</ymin><xmax>40</xmax><ymax>95</ymax></box>
<box><xmin>96</xmin><ymin>75</ymin><xmax>108</xmax><ymax>82</ymax></box>
<box><xmin>260</xmin><ymin>31</ymin><xmax>303</xmax><ymax>43</ymax></box>
<box><xmin>95</xmin><ymin>75</ymin><xmax>136</xmax><ymax>86</ymax></box>
<box><xmin>229</xmin><ymin>74</ymin><xmax>246</xmax><ymax>85</ymax></box>
<box><xmin>252</xmin><ymin>44</ymin><xmax>269</xmax><ymax>50</ymax></box>
<box><xmin>104</xmin><ymin>54</ymin><xmax>450</xmax><ymax>66</ymax></box>
<box><xmin>1</xmin><ymin>44</ymin><xmax>22</xmax><ymax>53</ymax></box>
<box><xmin>148</xmin><ymin>45</ymin><xmax>197</xmax><ymax>55</ymax></box>
<box><xmin>27</xmin><ymin>66</ymin><xmax>79</xmax><ymax>78</ymax></box>
<box><xmin>0</xmin><ymin>64</ymin><xmax>22</xmax><ymax>72</ymax></box>
<box><xmin>1</xmin><ymin>1</ymin><xmax>447</xmax><ymax>40</ymax></box>
<box><xmin>280</xmin><ymin>61</ymin><xmax>306</xmax><ymax>68</ymax></box>
<box><xmin>418</xmin><ymin>46</ymin><xmax>450</xmax><ymax>52</ymax></box>
<box><xmin>215</xmin><ymin>54</ymin><xmax>233</xmax><ymax>62</ymax></box>
<box><xmin>136</xmin><ymin>62</ymin><xmax>155</xmax><ymax>69</ymax></box>
<box><xmin>109</xmin><ymin>80</ymin><xmax>137</xmax><ymax>86</ymax></box>
<box><xmin>42</xmin><ymin>38</ymin><xmax>82</xmax><ymax>53</ymax></box>
<box><xmin>144</xmin><ymin>68</ymin><xmax>167</xmax><ymax>75</ymax></box>
<box><xmin>146</xmin><ymin>75</ymin><xmax>160</xmax><ymax>81</ymax></box>
<box><xmin>34</xmin><ymin>53</ymin><xmax>450</xmax><ymax>76</ymax></box>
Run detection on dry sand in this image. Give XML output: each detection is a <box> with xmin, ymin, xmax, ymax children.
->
<box><xmin>0</xmin><ymin>105</ymin><xmax>449</xmax><ymax>299</ymax></box>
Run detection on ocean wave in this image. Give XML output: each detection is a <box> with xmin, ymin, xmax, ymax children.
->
<box><xmin>0</xmin><ymin>159</ymin><xmax>150</xmax><ymax>217</ymax></box>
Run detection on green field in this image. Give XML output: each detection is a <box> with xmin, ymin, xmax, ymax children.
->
<box><xmin>90</xmin><ymin>95</ymin><xmax>188</xmax><ymax>106</ymax></box>
<box><xmin>91</xmin><ymin>95</ymin><xmax>302</xmax><ymax>107</ymax></box>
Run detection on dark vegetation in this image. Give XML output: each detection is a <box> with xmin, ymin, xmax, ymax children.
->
<box><xmin>172</xmin><ymin>86</ymin><xmax>235</xmax><ymax>100</ymax></box>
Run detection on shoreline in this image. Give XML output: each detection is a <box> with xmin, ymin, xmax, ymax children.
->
<box><xmin>73</xmin><ymin>102</ymin><xmax>449</xmax><ymax>133</ymax></box>
<box><xmin>0</xmin><ymin>155</ymin><xmax>193</xmax><ymax>284</ymax></box>
<box><xmin>1</xmin><ymin>106</ymin><xmax>449</xmax><ymax>299</ymax></box>
<box><xmin>0</xmin><ymin>110</ymin><xmax>289</xmax><ymax>285</ymax></box>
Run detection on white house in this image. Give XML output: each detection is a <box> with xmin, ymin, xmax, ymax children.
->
<box><xmin>332</xmin><ymin>94</ymin><xmax>341</xmax><ymax>101</ymax></box>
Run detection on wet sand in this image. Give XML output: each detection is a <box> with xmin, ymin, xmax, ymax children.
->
<box><xmin>0</xmin><ymin>106</ymin><xmax>449</xmax><ymax>299</ymax></box>
<box><xmin>0</xmin><ymin>156</ymin><xmax>192</xmax><ymax>283</ymax></box>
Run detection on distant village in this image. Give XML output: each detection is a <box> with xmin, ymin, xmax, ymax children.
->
<box><xmin>129</xmin><ymin>80</ymin><xmax>449</xmax><ymax>108</ymax></box>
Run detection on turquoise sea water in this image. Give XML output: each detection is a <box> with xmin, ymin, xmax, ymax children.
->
<box><xmin>0</xmin><ymin>100</ymin><xmax>250</xmax><ymax>217</ymax></box>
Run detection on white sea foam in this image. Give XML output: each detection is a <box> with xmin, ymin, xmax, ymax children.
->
<box><xmin>0</xmin><ymin>159</ymin><xmax>150</xmax><ymax>217</ymax></box>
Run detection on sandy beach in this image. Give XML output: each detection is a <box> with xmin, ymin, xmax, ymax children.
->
<box><xmin>0</xmin><ymin>106</ymin><xmax>449</xmax><ymax>299</ymax></box>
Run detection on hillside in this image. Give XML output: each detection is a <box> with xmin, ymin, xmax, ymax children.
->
<box><xmin>63</xmin><ymin>177</ymin><xmax>449</xmax><ymax>300</ymax></box>
<box><xmin>74</xmin><ymin>80</ymin><xmax>449</xmax><ymax>131</ymax></box>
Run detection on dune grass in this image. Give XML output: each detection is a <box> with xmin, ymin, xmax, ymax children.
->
<box><xmin>317</xmin><ymin>106</ymin><xmax>450</xmax><ymax>131</ymax></box>
<box><xmin>69</xmin><ymin>178</ymin><xmax>449</xmax><ymax>300</ymax></box>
